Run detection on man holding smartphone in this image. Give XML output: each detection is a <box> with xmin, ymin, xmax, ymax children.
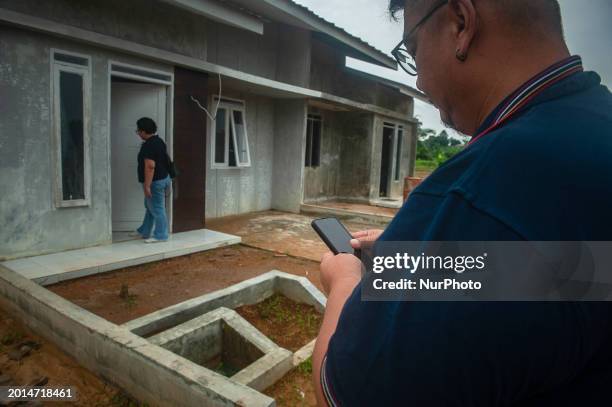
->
<box><xmin>313</xmin><ymin>0</ymin><xmax>612</xmax><ymax>406</ymax></box>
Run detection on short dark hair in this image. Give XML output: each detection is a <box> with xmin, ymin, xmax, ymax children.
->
<box><xmin>388</xmin><ymin>0</ymin><xmax>563</xmax><ymax>36</ymax></box>
<box><xmin>137</xmin><ymin>117</ymin><xmax>157</xmax><ymax>134</ymax></box>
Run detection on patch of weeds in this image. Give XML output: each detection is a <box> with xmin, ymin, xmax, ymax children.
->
<box><xmin>296</xmin><ymin>357</ymin><xmax>312</xmax><ymax>376</ymax></box>
<box><xmin>1</xmin><ymin>330</ymin><xmax>24</xmax><ymax>346</ymax></box>
<box><xmin>110</xmin><ymin>391</ymin><xmax>148</xmax><ymax>407</ymax></box>
<box><xmin>258</xmin><ymin>294</ymin><xmax>289</xmax><ymax>322</ymax></box>
<box><xmin>118</xmin><ymin>284</ymin><xmax>138</xmax><ymax>309</ymax></box>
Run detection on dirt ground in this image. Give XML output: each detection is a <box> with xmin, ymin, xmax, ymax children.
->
<box><xmin>236</xmin><ymin>294</ymin><xmax>322</xmax><ymax>352</ymax></box>
<box><xmin>0</xmin><ymin>307</ymin><xmax>126</xmax><ymax>407</ymax></box>
<box><xmin>265</xmin><ymin>362</ymin><xmax>317</xmax><ymax>407</ymax></box>
<box><xmin>49</xmin><ymin>245</ymin><xmax>321</xmax><ymax>325</ymax></box>
<box><xmin>207</xmin><ymin>210</ymin><xmax>382</xmax><ymax>261</ymax></box>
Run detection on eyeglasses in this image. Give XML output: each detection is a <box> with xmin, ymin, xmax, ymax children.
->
<box><xmin>391</xmin><ymin>0</ymin><xmax>448</xmax><ymax>76</ymax></box>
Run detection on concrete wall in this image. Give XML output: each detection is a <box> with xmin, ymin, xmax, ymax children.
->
<box><xmin>275</xmin><ymin>24</ymin><xmax>311</xmax><ymax>88</ymax></box>
<box><xmin>0</xmin><ymin>26</ymin><xmax>174</xmax><ymax>259</ymax></box>
<box><xmin>205</xmin><ymin>90</ymin><xmax>275</xmax><ymax>218</ymax></box>
<box><xmin>337</xmin><ymin>112</ymin><xmax>374</xmax><ymax>199</ymax></box>
<box><xmin>0</xmin><ymin>0</ymin><xmax>209</xmax><ymax>61</ymax></box>
<box><xmin>272</xmin><ymin>99</ymin><xmax>308</xmax><ymax>213</ymax></box>
<box><xmin>206</xmin><ymin>21</ymin><xmax>277</xmax><ymax>81</ymax></box>
<box><xmin>310</xmin><ymin>38</ymin><xmax>414</xmax><ymax>116</ymax></box>
<box><xmin>303</xmin><ymin>110</ymin><xmax>341</xmax><ymax>201</ymax></box>
<box><xmin>303</xmin><ymin>110</ymin><xmax>373</xmax><ymax>202</ymax></box>
<box><xmin>206</xmin><ymin>21</ymin><xmax>311</xmax><ymax>88</ymax></box>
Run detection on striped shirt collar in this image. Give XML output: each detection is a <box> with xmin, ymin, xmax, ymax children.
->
<box><xmin>473</xmin><ymin>55</ymin><xmax>584</xmax><ymax>138</ymax></box>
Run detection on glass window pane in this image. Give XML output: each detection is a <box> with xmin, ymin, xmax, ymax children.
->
<box><xmin>395</xmin><ymin>129</ymin><xmax>403</xmax><ymax>181</ymax></box>
<box><xmin>59</xmin><ymin>71</ymin><xmax>85</xmax><ymax>201</ymax></box>
<box><xmin>232</xmin><ymin>110</ymin><xmax>249</xmax><ymax>164</ymax></box>
<box><xmin>215</xmin><ymin>108</ymin><xmax>226</xmax><ymax>163</ymax></box>
<box><xmin>228</xmin><ymin>115</ymin><xmax>237</xmax><ymax>167</ymax></box>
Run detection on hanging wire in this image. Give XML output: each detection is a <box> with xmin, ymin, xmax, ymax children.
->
<box><xmin>189</xmin><ymin>72</ymin><xmax>222</xmax><ymax>121</ymax></box>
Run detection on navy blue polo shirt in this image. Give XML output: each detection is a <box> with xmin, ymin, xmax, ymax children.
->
<box><xmin>323</xmin><ymin>59</ymin><xmax>612</xmax><ymax>406</ymax></box>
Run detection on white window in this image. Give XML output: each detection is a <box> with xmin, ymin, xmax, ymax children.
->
<box><xmin>51</xmin><ymin>49</ymin><xmax>91</xmax><ymax>207</ymax></box>
<box><xmin>211</xmin><ymin>97</ymin><xmax>251</xmax><ymax>168</ymax></box>
<box><xmin>305</xmin><ymin>114</ymin><xmax>322</xmax><ymax>168</ymax></box>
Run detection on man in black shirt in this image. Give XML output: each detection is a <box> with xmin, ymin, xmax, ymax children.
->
<box><xmin>135</xmin><ymin>117</ymin><xmax>171</xmax><ymax>243</ymax></box>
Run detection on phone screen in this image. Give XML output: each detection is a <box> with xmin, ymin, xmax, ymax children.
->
<box><xmin>311</xmin><ymin>218</ymin><xmax>354</xmax><ymax>255</ymax></box>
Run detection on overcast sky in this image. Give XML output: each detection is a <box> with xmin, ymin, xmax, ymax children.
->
<box><xmin>293</xmin><ymin>0</ymin><xmax>612</xmax><ymax>135</ymax></box>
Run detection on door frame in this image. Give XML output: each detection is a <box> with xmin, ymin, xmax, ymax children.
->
<box><xmin>107</xmin><ymin>61</ymin><xmax>175</xmax><ymax>233</ymax></box>
<box><xmin>379</xmin><ymin>122</ymin><xmax>398</xmax><ymax>197</ymax></box>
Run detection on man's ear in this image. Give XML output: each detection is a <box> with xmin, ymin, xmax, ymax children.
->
<box><xmin>448</xmin><ymin>0</ymin><xmax>478</xmax><ymax>60</ymax></box>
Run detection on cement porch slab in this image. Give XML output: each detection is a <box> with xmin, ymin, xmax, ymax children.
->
<box><xmin>2</xmin><ymin>229</ymin><xmax>241</xmax><ymax>286</ymax></box>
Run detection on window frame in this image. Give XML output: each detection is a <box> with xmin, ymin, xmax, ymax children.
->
<box><xmin>210</xmin><ymin>96</ymin><xmax>251</xmax><ymax>169</ymax></box>
<box><xmin>305</xmin><ymin>114</ymin><xmax>322</xmax><ymax>168</ymax></box>
<box><xmin>51</xmin><ymin>49</ymin><xmax>92</xmax><ymax>208</ymax></box>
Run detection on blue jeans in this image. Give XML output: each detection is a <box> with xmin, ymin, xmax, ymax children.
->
<box><xmin>137</xmin><ymin>176</ymin><xmax>171</xmax><ymax>240</ymax></box>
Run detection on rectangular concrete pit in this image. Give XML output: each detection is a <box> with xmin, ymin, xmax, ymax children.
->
<box><xmin>150</xmin><ymin>307</ymin><xmax>293</xmax><ymax>391</ymax></box>
<box><xmin>123</xmin><ymin>271</ymin><xmax>326</xmax><ymax>375</ymax></box>
<box><xmin>124</xmin><ymin>271</ymin><xmax>326</xmax><ymax>338</ymax></box>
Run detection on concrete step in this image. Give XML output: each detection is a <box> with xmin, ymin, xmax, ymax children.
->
<box><xmin>300</xmin><ymin>203</ymin><xmax>394</xmax><ymax>226</ymax></box>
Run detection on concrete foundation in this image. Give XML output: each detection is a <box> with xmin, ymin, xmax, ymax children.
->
<box><xmin>150</xmin><ymin>307</ymin><xmax>293</xmax><ymax>391</ymax></box>
<box><xmin>0</xmin><ymin>266</ymin><xmax>324</xmax><ymax>405</ymax></box>
<box><xmin>0</xmin><ymin>264</ymin><xmax>274</xmax><ymax>406</ymax></box>
<box><xmin>123</xmin><ymin>270</ymin><xmax>325</xmax><ymax>380</ymax></box>
<box><xmin>123</xmin><ymin>270</ymin><xmax>326</xmax><ymax>337</ymax></box>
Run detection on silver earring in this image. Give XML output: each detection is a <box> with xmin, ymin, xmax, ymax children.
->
<box><xmin>456</xmin><ymin>49</ymin><xmax>467</xmax><ymax>62</ymax></box>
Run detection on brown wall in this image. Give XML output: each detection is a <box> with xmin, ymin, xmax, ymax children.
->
<box><xmin>172</xmin><ymin>67</ymin><xmax>207</xmax><ymax>232</ymax></box>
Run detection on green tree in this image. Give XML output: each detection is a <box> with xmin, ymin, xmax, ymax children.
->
<box><xmin>415</xmin><ymin>125</ymin><xmax>468</xmax><ymax>172</ymax></box>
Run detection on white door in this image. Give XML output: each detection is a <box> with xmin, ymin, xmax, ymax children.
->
<box><xmin>111</xmin><ymin>82</ymin><xmax>167</xmax><ymax>231</ymax></box>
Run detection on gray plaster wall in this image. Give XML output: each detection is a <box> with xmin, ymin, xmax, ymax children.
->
<box><xmin>206</xmin><ymin>21</ymin><xmax>310</xmax><ymax>88</ymax></box>
<box><xmin>303</xmin><ymin>110</ymin><xmax>373</xmax><ymax>202</ymax></box>
<box><xmin>206</xmin><ymin>21</ymin><xmax>277</xmax><ymax>81</ymax></box>
<box><xmin>336</xmin><ymin>112</ymin><xmax>374</xmax><ymax>199</ymax></box>
<box><xmin>275</xmin><ymin>24</ymin><xmax>311</xmax><ymax>88</ymax></box>
<box><xmin>0</xmin><ymin>0</ymin><xmax>209</xmax><ymax>61</ymax></box>
<box><xmin>0</xmin><ymin>26</ymin><xmax>173</xmax><ymax>260</ymax></box>
<box><xmin>303</xmin><ymin>110</ymin><xmax>342</xmax><ymax>201</ymax></box>
<box><xmin>272</xmin><ymin>99</ymin><xmax>307</xmax><ymax>213</ymax></box>
<box><xmin>309</xmin><ymin>38</ymin><xmax>414</xmax><ymax>116</ymax></box>
<box><xmin>205</xmin><ymin>90</ymin><xmax>275</xmax><ymax>218</ymax></box>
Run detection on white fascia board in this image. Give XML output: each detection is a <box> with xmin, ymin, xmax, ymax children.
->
<box><xmin>160</xmin><ymin>0</ymin><xmax>263</xmax><ymax>35</ymax></box>
<box><xmin>258</xmin><ymin>0</ymin><xmax>396</xmax><ymax>69</ymax></box>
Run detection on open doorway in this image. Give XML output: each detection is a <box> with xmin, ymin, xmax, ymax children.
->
<box><xmin>109</xmin><ymin>63</ymin><xmax>173</xmax><ymax>240</ymax></box>
<box><xmin>379</xmin><ymin>123</ymin><xmax>395</xmax><ymax>197</ymax></box>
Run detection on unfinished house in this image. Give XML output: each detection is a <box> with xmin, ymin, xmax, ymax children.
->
<box><xmin>0</xmin><ymin>0</ymin><xmax>423</xmax><ymax>260</ymax></box>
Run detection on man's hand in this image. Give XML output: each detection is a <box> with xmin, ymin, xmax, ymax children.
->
<box><xmin>319</xmin><ymin>252</ymin><xmax>362</xmax><ymax>297</ymax></box>
<box><xmin>350</xmin><ymin>229</ymin><xmax>384</xmax><ymax>249</ymax></box>
<box><xmin>144</xmin><ymin>185</ymin><xmax>152</xmax><ymax>198</ymax></box>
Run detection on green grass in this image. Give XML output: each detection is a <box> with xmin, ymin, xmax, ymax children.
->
<box><xmin>415</xmin><ymin>159</ymin><xmax>438</xmax><ymax>172</ymax></box>
<box><xmin>296</xmin><ymin>357</ymin><xmax>312</xmax><ymax>376</ymax></box>
<box><xmin>1</xmin><ymin>330</ymin><xmax>24</xmax><ymax>346</ymax></box>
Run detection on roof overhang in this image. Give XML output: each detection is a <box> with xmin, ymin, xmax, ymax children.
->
<box><xmin>219</xmin><ymin>0</ymin><xmax>398</xmax><ymax>70</ymax></box>
<box><xmin>160</xmin><ymin>0</ymin><xmax>264</xmax><ymax>34</ymax></box>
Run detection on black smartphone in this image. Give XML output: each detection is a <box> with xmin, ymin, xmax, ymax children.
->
<box><xmin>311</xmin><ymin>217</ymin><xmax>354</xmax><ymax>255</ymax></box>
